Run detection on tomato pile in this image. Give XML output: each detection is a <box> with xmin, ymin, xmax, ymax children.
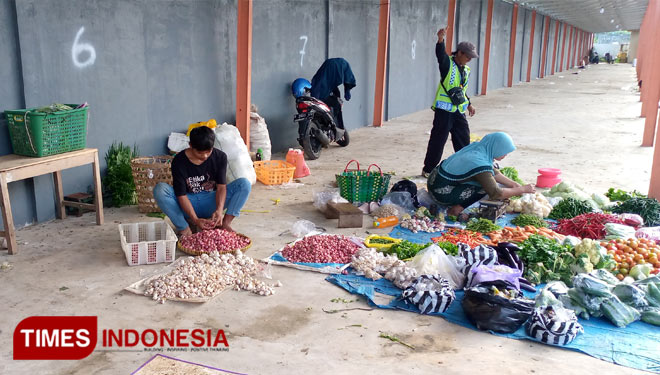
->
<box><xmin>601</xmin><ymin>238</ymin><xmax>660</xmax><ymax>280</ymax></box>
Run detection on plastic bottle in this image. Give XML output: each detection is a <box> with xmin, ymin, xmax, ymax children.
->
<box><xmin>373</xmin><ymin>216</ymin><xmax>399</xmax><ymax>228</ymax></box>
<box><xmin>256</xmin><ymin>148</ymin><xmax>263</xmax><ymax>161</ymax></box>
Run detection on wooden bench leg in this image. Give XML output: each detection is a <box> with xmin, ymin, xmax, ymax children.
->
<box><xmin>0</xmin><ymin>173</ymin><xmax>18</xmax><ymax>254</ymax></box>
<box><xmin>53</xmin><ymin>171</ymin><xmax>66</xmax><ymax>220</ymax></box>
<box><xmin>92</xmin><ymin>150</ymin><xmax>104</xmax><ymax>225</ymax></box>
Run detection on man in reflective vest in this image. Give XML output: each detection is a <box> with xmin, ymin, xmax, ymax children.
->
<box><xmin>422</xmin><ymin>27</ymin><xmax>478</xmax><ymax>178</ymax></box>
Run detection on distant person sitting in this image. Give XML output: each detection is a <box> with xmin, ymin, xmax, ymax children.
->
<box><xmin>605</xmin><ymin>52</ymin><xmax>613</xmax><ymax>64</ymax></box>
<box><xmin>154</xmin><ymin>126</ymin><xmax>251</xmax><ymax>236</ymax></box>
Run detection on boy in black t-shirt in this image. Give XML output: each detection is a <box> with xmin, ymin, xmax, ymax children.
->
<box><xmin>154</xmin><ymin>126</ymin><xmax>251</xmax><ymax>236</ymax></box>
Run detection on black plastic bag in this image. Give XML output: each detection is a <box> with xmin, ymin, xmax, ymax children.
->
<box><xmin>462</xmin><ymin>280</ymin><xmax>535</xmax><ymax>333</ymax></box>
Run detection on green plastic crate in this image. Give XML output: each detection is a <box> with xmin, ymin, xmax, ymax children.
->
<box><xmin>4</xmin><ymin>104</ymin><xmax>88</xmax><ymax>157</ymax></box>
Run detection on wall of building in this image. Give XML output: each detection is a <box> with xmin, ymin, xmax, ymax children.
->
<box><xmin>0</xmin><ymin>0</ymin><xmax>589</xmax><ymax>229</ymax></box>
<box><xmin>628</xmin><ymin>30</ymin><xmax>639</xmax><ymax>62</ymax></box>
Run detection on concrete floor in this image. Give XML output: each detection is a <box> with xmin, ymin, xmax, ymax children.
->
<box><xmin>0</xmin><ymin>63</ymin><xmax>653</xmax><ymax>375</ymax></box>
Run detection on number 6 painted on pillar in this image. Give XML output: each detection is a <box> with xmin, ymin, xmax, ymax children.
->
<box><xmin>72</xmin><ymin>27</ymin><xmax>96</xmax><ymax>68</ymax></box>
<box><xmin>299</xmin><ymin>35</ymin><xmax>308</xmax><ymax>67</ymax></box>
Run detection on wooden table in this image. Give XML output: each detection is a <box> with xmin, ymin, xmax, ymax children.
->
<box><xmin>0</xmin><ymin>148</ymin><xmax>104</xmax><ymax>254</ymax></box>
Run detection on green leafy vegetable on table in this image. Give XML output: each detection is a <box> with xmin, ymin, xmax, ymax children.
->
<box><xmin>500</xmin><ymin>167</ymin><xmax>525</xmax><ymax>185</ymax></box>
<box><xmin>605</xmin><ymin>188</ymin><xmax>646</xmax><ymax>203</ymax></box>
<box><xmin>384</xmin><ymin>240</ymin><xmax>433</xmax><ymax>260</ymax></box>
<box><xmin>519</xmin><ymin>234</ymin><xmax>576</xmax><ymax>285</ymax></box>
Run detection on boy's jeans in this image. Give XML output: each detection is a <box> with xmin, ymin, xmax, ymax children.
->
<box><xmin>153</xmin><ymin>178</ymin><xmax>251</xmax><ymax>231</ymax></box>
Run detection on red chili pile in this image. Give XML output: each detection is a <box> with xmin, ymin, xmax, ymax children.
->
<box><xmin>281</xmin><ymin>235</ymin><xmax>361</xmax><ymax>263</ymax></box>
<box><xmin>553</xmin><ymin>213</ymin><xmax>624</xmax><ymax>239</ymax></box>
<box><xmin>180</xmin><ymin>229</ymin><xmax>251</xmax><ymax>253</ymax></box>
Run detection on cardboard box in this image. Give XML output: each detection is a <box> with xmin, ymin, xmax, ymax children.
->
<box><xmin>326</xmin><ymin>202</ymin><xmax>363</xmax><ymax>228</ymax></box>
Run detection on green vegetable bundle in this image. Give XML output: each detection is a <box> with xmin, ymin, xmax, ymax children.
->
<box><xmin>610</xmin><ymin>197</ymin><xmax>660</xmax><ymax>226</ymax></box>
<box><xmin>385</xmin><ymin>240</ymin><xmax>432</xmax><ymax>260</ymax></box>
<box><xmin>605</xmin><ymin>188</ymin><xmax>646</xmax><ymax>203</ymax></box>
<box><xmin>548</xmin><ymin>197</ymin><xmax>594</xmax><ymax>220</ymax></box>
<box><xmin>435</xmin><ymin>241</ymin><xmax>459</xmax><ymax>256</ymax></box>
<box><xmin>104</xmin><ymin>142</ymin><xmax>139</xmax><ymax>207</ymax></box>
<box><xmin>519</xmin><ymin>234</ymin><xmax>576</xmax><ymax>285</ymax></box>
<box><xmin>511</xmin><ymin>214</ymin><xmax>549</xmax><ymax>228</ymax></box>
<box><xmin>500</xmin><ymin>167</ymin><xmax>525</xmax><ymax>185</ymax></box>
<box><xmin>465</xmin><ymin>218</ymin><xmax>501</xmax><ymax>234</ymax></box>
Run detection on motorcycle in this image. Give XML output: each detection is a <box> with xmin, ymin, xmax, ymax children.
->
<box><xmin>291</xmin><ymin>82</ymin><xmax>349</xmax><ymax>160</ymax></box>
<box><xmin>291</xmin><ymin>58</ymin><xmax>354</xmax><ymax>160</ymax></box>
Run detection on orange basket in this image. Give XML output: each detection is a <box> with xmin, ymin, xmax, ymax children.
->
<box><xmin>254</xmin><ymin>160</ymin><xmax>296</xmax><ymax>185</ymax></box>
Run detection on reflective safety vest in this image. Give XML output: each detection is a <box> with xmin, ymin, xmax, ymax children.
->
<box><xmin>433</xmin><ymin>57</ymin><xmax>470</xmax><ymax>113</ymax></box>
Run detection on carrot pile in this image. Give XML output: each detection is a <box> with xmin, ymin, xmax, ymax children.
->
<box><xmin>431</xmin><ymin>229</ymin><xmax>487</xmax><ymax>248</ymax></box>
<box><xmin>484</xmin><ymin>225</ymin><xmax>565</xmax><ymax>246</ymax></box>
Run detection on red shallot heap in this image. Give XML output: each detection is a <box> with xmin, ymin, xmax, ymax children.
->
<box><xmin>281</xmin><ymin>234</ymin><xmax>361</xmax><ymax>263</ymax></box>
<box><xmin>180</xmin><ymin>229</ymin><xmax>251</xmax><ymax>253</ymax></box>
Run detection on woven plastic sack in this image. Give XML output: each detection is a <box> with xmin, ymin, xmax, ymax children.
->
<box><xmin>526</xmin><ymin>305</ymin><xmax>583</xmax><ymax>346</ymax></box>
<box><xmin>214</xmin><ymin>123</ymin><xmax>256</xmax><ymax>185</ymax></box>
<box><xmin>402</xmin><ymin>275</ymin><xmax>455</xmax><ymax>314</ymax></box>
<box><xmin>336</xmin><ymin>160</ymin><xmax>392</xmax><ymax>203</ymax></box>
<box><xmin>459</xmin><ymin>243</ymin><xmax>498</xmax><ymax>287</ymax></box>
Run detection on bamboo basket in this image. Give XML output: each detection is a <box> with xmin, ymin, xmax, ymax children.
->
<box><xmin>131</xmin><ymin>156</ymin><xmax>173</xmax><ymax>213</ymax></box>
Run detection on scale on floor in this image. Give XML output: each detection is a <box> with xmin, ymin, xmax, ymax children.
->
<box><xmin>476</xmin><ymin>199</ymin><xmax>509</xmax><ymax>221</ymax></box>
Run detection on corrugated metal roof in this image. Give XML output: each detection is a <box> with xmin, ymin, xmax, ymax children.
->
<box><xmin>516</xmin><ymin>0</ymin><xmax>648</xmax><ymax>32</ymax></box>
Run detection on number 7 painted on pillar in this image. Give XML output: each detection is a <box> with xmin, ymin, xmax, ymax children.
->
<box><xmin>299</xmin><ymin>35</ymin><xmax>308</xmax><ymax>67</ymax></box>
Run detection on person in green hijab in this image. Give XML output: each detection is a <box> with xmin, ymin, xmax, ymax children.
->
<box><xmin>427</xmin><ymin>132</ymin><xmax>536</xmax><ymax>216</ymax></box>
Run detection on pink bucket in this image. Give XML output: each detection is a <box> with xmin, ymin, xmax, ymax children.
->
<box><xmin>536</xmin><ymin>168</ymin><xmax>561</xmax><ymax>188</ymax></box>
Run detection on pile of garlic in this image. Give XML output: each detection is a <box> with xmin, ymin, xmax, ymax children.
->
<box><xmin>384</xmin><ymin>265</ymin><xmax>418</xmax><ymax>289</ymax></box>
<box><xmin>506</xmin><ymin>192</ymin><xmax>552</xmax><ymax>218</ymax></box>
<box><xmin>350</xmin><ymin>247</ymin><xmax>404</xmax><ymax>280</ymax></box>
<box><xmin>145</xmin><ymin>250</ymin><xmax>277</xmax><ymax>303</ymax></box>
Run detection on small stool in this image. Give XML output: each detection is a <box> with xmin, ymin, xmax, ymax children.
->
<box><xmin>64</xmin><ymin>193</ymin><xmax>94</xmax><ymax>217</ymax></box>
<box><xmin>536</xmin><ymin>168</ymin><xmax>562</xmax><ymax>188</ymax></box>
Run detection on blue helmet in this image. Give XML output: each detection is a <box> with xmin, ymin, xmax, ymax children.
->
<box><xmin>291</xmin><ymin>78</ymin><xmax>311</xmax><ymax>98</ymax></box>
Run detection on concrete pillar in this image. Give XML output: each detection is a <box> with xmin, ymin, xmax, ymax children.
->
<box><xmin>480</xmin><ymin>0</ymin><xmax>494</xmax><ymax>95</ymax></box>
<box><xmin>526</xmin><ymin>10</ymin><xmax>537</xmax><ymax>82</ymax></box>
<box><xmin>642</xmin><ymin>0</ymin><xmax>660</xmax><ymax>146</ymax></box>
<box><xmin>551</xmin><ymin>20</ymin><xmax>559</xmax><ymax>75</ymax></box>
<box><xmin>559</xmin><ymin>23</ymin><xmax>567</xmax><ymax>72</ymax></box>
<box><xmin>372</xmin><ymin>0</ymin><xmax>390</xmax><ymax>127</ymax></box>
<box><xmin>236</xmin><ymin>0</ymin><xmax>252</xmax><ymax>147</ymax></box>
<box><xmin>507</xmin><ymin>4</ymin><xmax>518</xmax><ymax>87</ymax></box>
<box><xmin>629</xmin><ymin>30</ymin><xmax>639</xmax><ymax>62</ymax></box>
<box><xmin>446</xmin><ymin>0</ymin><xmax>457</xmax><ymax>54</ymax></box>
<box><xmin>540</xmin><ymin>16</ymin><xmax>550</xmax><ymax>79</ymax></box>
<box><xmin>566</xmin><ymin>26</ymin><xmax>573</xmax><ymax>70</ymax></box>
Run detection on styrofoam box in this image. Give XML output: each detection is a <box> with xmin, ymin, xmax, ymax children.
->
<box><xmin>119</xmin><ymin>221</ymin><xmax>177</xmax><ymax>266</ymax></box>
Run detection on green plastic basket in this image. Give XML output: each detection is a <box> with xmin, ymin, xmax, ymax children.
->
<box><xmin>4</xmin><ymin>104</ymin><xmax>88</xmax><ymax>157</ymax></box>
<box><xmin>336</xmin><ymin>160</ymin><xmax>392</xmax><ymax>203</ymax></box>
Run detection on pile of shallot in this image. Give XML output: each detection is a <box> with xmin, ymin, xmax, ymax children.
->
<box><xmin>144</xmin><ymin>250</ymin><xmax>278</xmax><ymax>303</ymax></box>
<box><xmin>281</xmin><ymin>234</ymin><xmax>361</xmax><ymax>263</ymax></box>
<box><xmin>180</xmin><ymin>229</ymin><xmax>251</xmax><ymax>253</ymax></box>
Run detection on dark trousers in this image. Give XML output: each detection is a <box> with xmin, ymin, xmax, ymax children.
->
<box><xmin>323</xmin><ymin>95</ymin><xmax>344</xmax><ymax>129</ymax></box>
<box><xmin>423</xmin><ymin>108</ymin><xmax>470</xmax><ymax>173</ymax></box>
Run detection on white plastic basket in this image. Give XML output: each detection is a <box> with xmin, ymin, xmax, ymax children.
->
<box><xmin>118</xmin><ymin>221</ymin><xmax>177</xmax><ymax>266</ymax></box>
